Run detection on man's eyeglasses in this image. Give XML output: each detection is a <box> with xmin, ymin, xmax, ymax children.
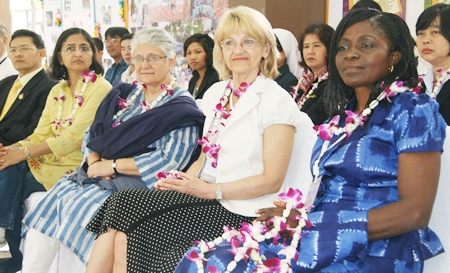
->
<box><xmin>104</xmin><ymin>38</ymin><xmax>119</xmax><ymax>44</ymax></box>
<box><xmin>9</xmin><ymin>46</ymin><xmax>37</xmax><ymax>55</ymax></box>
<box><xmin>62</xmin><ymin>45</ymin><xmax>92</xmax><ymax>54</ymax></box>
<box><xmin>220</xmin><ymin>38</ymin><xmax>261</xmax><ymax>50</ymax></box>
<box><xmin>132</xmin><ymin>55</ymin><xmax>167</xmax><ymax>65</ymax></box>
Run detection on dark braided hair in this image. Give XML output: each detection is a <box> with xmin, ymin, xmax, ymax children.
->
<box><xmin>325</xmin><ymin>8</ymin><xmax>418</xmax><ymax>118</ymax></box>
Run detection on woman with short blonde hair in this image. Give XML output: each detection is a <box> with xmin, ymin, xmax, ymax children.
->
<box><xmin>213</xmin><ymin>6</ymin><xmax>279</xmax><ymax>80</ymax></box>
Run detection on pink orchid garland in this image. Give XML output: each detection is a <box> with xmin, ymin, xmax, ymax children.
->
<box><xmin>112</xmin><ymin>79</ymin><xmax>175</xmax><ymax>127</ymax></box>
<box><xmin>427</xmin><ymin>68</ymin><xmax>450</xmax><ymax>99</ymax></box>
<box><xmin>52</xmin><ymin>70</ymin><xmax>97</xmax><ymax>130</ymax></box>
<box><xmin>291</xmin><ymin>68</ymin><xmax>314</xmax><ymax>99</ymax></box>
<box><xmin>291</xmin><ymin>69</ymin><xmax>329</xmax><ymax>111</ymax></box>
<box><xmin>155</xmin><ymin>170</ymin><xmax>184</xmax><ymax>190</ymax></box>
<box><xmin>199</xmin><ymin>80</ymin><xmax>251</xmax><ymax>168</ymax></box>
<box><xmin>189</xmin><ymin>188</ymin><xmax>312</xmax><ymax>273</ymax></box>
<box><xmin>313</xmin><ymin>80</ymin><xmax>415</xmax><ymax>141</ymax></box>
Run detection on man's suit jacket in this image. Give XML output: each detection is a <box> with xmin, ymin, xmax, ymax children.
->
<box><xmin>0</xmin><ymin>69</ymin><xmax>57</xmax><ymax>145</ymax></box>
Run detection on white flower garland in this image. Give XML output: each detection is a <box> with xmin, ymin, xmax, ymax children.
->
<box><xmin>113</xmin><ymin>78</ymin><xmax>175</xmax><ymax>126</ymax></box>
<box><xmin>53</xmin><ymin>72</ymin><xmax>96</xmax><ymax>130</ymax></box>
<box><xmin>428</xmin><ymin>67</ymin><xmax>450</xmax><ymax>99</ymax></box>
<box><xmin>314</xmin><ymin>80</ymin><xmax>415</xmax><ymax>141</ymax></box>
<box><xmin>199</xmin><ymin>79</ymin><xmax>252</xmax><ymax>168</ymax></box>
<box><xmin>292</xmin><ymin>70</ymin><xmax>329</xmax><ymax>110</ymax></box>
<box><xmin>187</xmin><ymin>188</ymin><xmax>311</xmax><ymax>273</ymax></box>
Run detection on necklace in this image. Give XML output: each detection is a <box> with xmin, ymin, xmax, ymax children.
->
<box><xmin>313</xmin><ymin>80</ymin><xmax>414</xmax><ymax>141</ymax></box>
<box><xmin>193</xmin><ymin>84</ymin><xmax>199</xmax><ymax>98</ymax></box>
<box><xmin>428</xmin><ymin>68</ymin><xmax>450</xmax><ymax>99</ymax></box>
<box><xmin>113</xmin><ymin>78</ymin><xmax>175</xmax><ymax>127</ymax></box>
<box><xmin>291</xmin><ymin>69</ymin><xmax>328</xmax><ymax>110</ymax></box>
<box><xmin>53</xmin><ymin>71</ymin><xmax>97</xmax><ymax>130</ymax></box>
<box><xmin>198</xmin><ymin>79</ymin><xmax>252</xmax><ymax>168</ymax></box>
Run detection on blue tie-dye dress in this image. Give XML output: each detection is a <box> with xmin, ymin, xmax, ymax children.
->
<box><xmin>175</xmin><ymin>92</ymin><xmax>447</xmax><ymax>273</ymax></box>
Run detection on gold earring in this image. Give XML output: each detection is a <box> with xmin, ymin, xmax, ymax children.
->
<box><xmin>389</xmin><ymin>66</ymin><xmax>394</xmax><ymax>73</ymax></box>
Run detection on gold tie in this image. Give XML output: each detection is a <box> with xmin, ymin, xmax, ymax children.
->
<box><xmin>0</xmin><ymin>79</ymin><xmax>22</xmax><ymax>121</ymax></box>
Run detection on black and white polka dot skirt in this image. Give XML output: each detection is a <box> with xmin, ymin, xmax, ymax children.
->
<box><xmin>87</xmin><ymin>189</ymin><xmax>254</xmax><ymax>273</ymax></box>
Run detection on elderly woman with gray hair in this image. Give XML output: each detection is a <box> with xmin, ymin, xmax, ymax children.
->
<box><xmin>20</xmin><ymin>27</ymin><xmax>204</xmax><ymax>272</ymax></box>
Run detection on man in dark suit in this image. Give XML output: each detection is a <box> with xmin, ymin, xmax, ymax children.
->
<box><xmin>0</xmin><ymin>29</ymin><xmax>56</xmax><ymax>145</ymax></box>
<box><xmin>0</xmin><ymin>29</ymin><xmax>56</xmax><ymax>272</ymax></box>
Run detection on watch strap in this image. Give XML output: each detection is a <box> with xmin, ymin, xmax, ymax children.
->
<box><xmin>216</xmin><ymin>183</ymin><xmax>223</xmax><ymax>202</ymax></box>
<box><xmin>112</xmin><ymin>159</ymin><xmax>119</xmax><ymax>174</ymax></box>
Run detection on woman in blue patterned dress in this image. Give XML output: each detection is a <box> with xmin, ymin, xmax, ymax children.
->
<box><xmin>176</xmin><ymin>8</ymin><xmax>447</xmax><ymax>273</ymax></box>
<box><xmin>20</xmin><ymin>27</ymin><xmax>204</xmax><ymax>272</ymax></box>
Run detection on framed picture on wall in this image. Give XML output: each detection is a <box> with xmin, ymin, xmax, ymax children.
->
<box><xmin>343</xmin><ymin>0</ymin><xmax>406</xmax><ymax>19</ymax></box>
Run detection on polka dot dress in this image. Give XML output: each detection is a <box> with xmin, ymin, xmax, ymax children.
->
<box><xmin>87</xmin><ymin>189</ymin><xmax>254</xmax><ymax>272</ymax></box>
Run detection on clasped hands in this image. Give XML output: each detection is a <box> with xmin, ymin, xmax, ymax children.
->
<box><xmin>0</xmin><ymin>143</ymin><xmax>27</xmax><ymax>171</ymax></box>
<box><xmin>255</xmin><ymin>201</ymin><xmax>302</xmax><ymax>237</ymax></box>
<box><xmin>87</xmin><ymin>159</ymin><xmax>117</xmax><ymax>180</ymax></box>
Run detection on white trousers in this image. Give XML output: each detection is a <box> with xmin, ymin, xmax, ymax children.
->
<box><xmin>21</xmin><ymin>228</ymin><xmax>59</xmax><ymax>273</ymax></box>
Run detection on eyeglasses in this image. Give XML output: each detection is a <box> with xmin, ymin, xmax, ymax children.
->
<box><xmin>62</xmin><ymin>45</ymin><xmax>92</xmax><ymax>54</ymax></box>
<box><xmin>132</xmin><ymin>55</ymin><xmax>167</xmax><ymax>65</ymax></box>
<box><xmin>104</xmin><ymin>38</ymin><xmax>119</xmax><ymax>44</ymax></box>
<box><xmin>220</xmin><ymin>38</ymin><xmax>260</xmax><ymax>50</ymax></box>
<box><xmin>9</xmin><ymin>46</ymin><xmax>37</xmax><ymax>55</ymax></box>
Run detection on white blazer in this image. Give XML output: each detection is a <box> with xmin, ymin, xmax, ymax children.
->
<box><xmin>200</xmin><ymin>76</ymin><xmax>316</xmax><ymax>216</ymax></box>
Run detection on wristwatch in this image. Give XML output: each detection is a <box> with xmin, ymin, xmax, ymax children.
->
<box><xmin>216</xmin><ymin>183</ymin><xmax>223</xmax><ymax>202</ymax></box>
<box><xmin>112</xmin><ymin>159</ymin><xmax>119</xmax><ymax>174</ymax></box>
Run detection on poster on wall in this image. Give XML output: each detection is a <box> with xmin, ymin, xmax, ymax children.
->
<box><xmin>95</xmin><ymin>0</ymin><xmax>125</xmax><ymax>37</ymax></box>
<box><xmin>42</xmin><ymin>0</ymin><xmax>63</xmax><ymax>68</ymax></box>
<box><xmin>61</xmin><ymin>0</ymin><xmax>95</xmax><ymax>34</ymax></box>
<box><xmin>127</xmin><ymin>0</ymin><xmax>228</xmax><ymax>88</ymax></box>
<box><xmin>426</xmin><ymin>0</ymin><xmax>450</xmax><ymax>8</ymax></box>
<box><xmin>344</xmin><ymin>0</ymin><xmax>406</xmax><ymax>19</ymax></box>
<box><xmin>94</xmin><ymin>0</ymin><xmax>126</xmax><ymax>69</ymax></box>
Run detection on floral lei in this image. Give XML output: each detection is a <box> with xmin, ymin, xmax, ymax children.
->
<box><xmin>291</xmin><ymin>69</ymin><xmax>328</xmax><ymax>110</ymax></box>
<box><xmin>313</xmin><ymin>80</ymin><xmax>420</xmax><ymax>141</ymax></box>
<box><xmin>112</xmin><ymin>78</ymin><xmax>175</xmax><ymax>127</ymax></box>
<box><xmin>186</xmin><ymin>188</ymin><xmax>311</xmax><ymax>273</ymax></box>
<box><xmin>198</xmin><ymin>80</ymin><xmax>251</xmax><ymax>168</ymax></box>
<box><xmin>421</xmin><ymin>67</ymin><xmax>450</xmax><ymax>99</ymax></box>
<box><xmin>53</xmin><ymin>70</ymin><xmax>97</xmax><ymax>130</ymax></box>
